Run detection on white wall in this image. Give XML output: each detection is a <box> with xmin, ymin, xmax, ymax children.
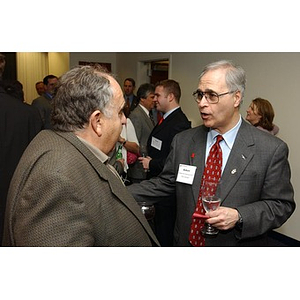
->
<box><xmin>70</xmin><ymin>52</ymin><xmax>299</xmax><ymax>240</ymax></box>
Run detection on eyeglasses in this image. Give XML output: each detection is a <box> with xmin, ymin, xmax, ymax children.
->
<box><xmin>192</xmin><ymin>89</ymin><xmax>236</xmax><ymax>104</ymax></box>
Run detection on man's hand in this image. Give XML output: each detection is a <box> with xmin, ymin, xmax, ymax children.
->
<box><xmin>138</xmin><ymin>156</ymin><xmax>152</xmax><ymax>171</ymax></box>
<box><xmin>205</xmin><ymin>207</ymin><xmax>239</xmax><ymax>230</ymax></box>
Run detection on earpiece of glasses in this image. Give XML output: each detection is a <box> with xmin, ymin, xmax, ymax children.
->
<box><xmin>192</xmin><ymin>90</ymin><xmax>236</xmax><ymax>104</ymax></box>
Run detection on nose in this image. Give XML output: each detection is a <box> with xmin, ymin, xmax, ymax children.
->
<box><xmin>121</xmin><ymin>112</ymin><xmax>127</xmax><ymax>125</ymax></box>
<box><xmin>198</xmin><ymin>94</ymin><xmax>209</xmax><ymax>106</ymax></box>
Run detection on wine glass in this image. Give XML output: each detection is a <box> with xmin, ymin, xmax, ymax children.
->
<box><xmin>139</xmin><ymin>145</ymin><xmax>149</xmax><ymax>172</ymax></box>
<box><xmin>201</xmin><ymin>181</ymin><xmax>221</xmax><ymax>236</ymax></box>
<box><xmin>138</xmin><ymin>202</ymin><xmax>155</xmax><ymax>220</ymax></box>
<box><xmin>139</xmin><ymin>145</ymin><xmax>147</xmax><ymax>157</ymax></box>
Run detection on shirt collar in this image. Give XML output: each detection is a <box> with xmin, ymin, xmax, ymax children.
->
<box><xmin>139</xmin><ymin>104</ymin><xmax>150</xmax><ymax>116</ymax></box>
<box><xmin>163</xmin><ymin>106</ymin><xmax>180</xmax><ymax>119</ymax></box>
<box><xmin>208</xmin><ymin>115</ymin><xmax>242</xmax><ymax>149</ymax></box>
<box><xmin>76</xmin><ymin>135</ymin><xmax>109</xmax><ymax>163</ymax></box>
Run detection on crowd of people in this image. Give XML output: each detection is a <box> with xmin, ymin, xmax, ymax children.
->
<box><xmin>0</xmin><ymin>53</ymin><xmax>296</xmax><ymax>246</ymax></box>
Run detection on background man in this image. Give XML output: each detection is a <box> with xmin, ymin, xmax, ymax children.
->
<box><xmin>0</xmin><ymin>53</ymin><xmax>43</xmax><ymax>245</ymax></box>
<box><xmin>128</xmin><ymin>83</ymin><xmax>155</xmax><ymax>183</ymax></box>
<box><xmin>35</xmin><ymin>80</ymin><xmax>45</xmax><ymax>96</ymax></box>
<box><xmin>138</xmin><ymin>79</ymin><xmax>191</xmax><ymax>246</ymax></box>
<box><xmin>123</xmin><ymin>77</ymin><xmax>139</xmax><ymax>117</ymax></box>
<box><xmin>32</xmin><ymin>74</ymin><xmax>58</xmax><ymax>129</ymax></box>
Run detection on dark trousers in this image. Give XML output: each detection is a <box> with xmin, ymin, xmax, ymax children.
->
<box><xmin>153</xmin><ymin>196</ymin><xmax>176</xmax><ymax>247</ymax></box>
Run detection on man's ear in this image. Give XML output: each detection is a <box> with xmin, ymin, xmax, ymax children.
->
<box><xmin>234</xmin><ymin>91</ymin><xmax>242</xmax><ymax>108</ymax></box>
<box><xmin>90</xmin><ymin>110</ymin><xmax>102</xmax><ymax>137</ymax></box>
<box><xmin>167</xmin><ymin>92</ymin><xmax>175</xmax><ymax>102</ymax></box>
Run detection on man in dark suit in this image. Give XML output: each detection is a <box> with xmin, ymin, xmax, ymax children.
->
<box><xmin>123</xmin><ymin>78</ymin><xmax>139</xmax><ymax>117</ymax></box>
<box><xmin>128</xmin><ymin>60</ymin><xmax>295</xmax><ymax>246</ymax></box>
<box><xmin>2</xmin><ymin>65</ymin><xmax>159</xmax><ymax>247</ymax></box>
<box><xmin>31</xmin><ymin>74</ymin><xmax>58</xmax><ymax>129</ymax></box>
<box><xmin>0</xmin><ymin>54</ymin><xmax>43</xmax><ymax>245</ymax></box>
<box><xmin>138</xmin><ymin>80</ymin><xmax>191</xmax><ymax>246</ymax></box>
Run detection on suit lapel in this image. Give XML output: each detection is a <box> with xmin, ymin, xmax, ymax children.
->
<box><xmin>187</xmin><ymin>121</ymin><xmax>254</xmax><ymax>205</ymax></box>
<box><xmin>137</xmin><ymin>106</ymin><xmax>153</xmax><ymax>131</ymax></box>
<box><xmin>189</xmin><ymin>126</ymin><xmax>209</xmax><ymax>205</ymax></box>
<box><xmin>152</xmin><ymin>107</ymin><xmax>181</xmax><ymax>135</ymax></box>
<box><xmin>220</xmin><ymin>120</ymin><xmax>255</xmax><ymax>203</ymax></box>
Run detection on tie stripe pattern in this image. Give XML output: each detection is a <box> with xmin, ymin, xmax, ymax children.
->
<box><xmin>189</xmin><ymin>135</ymin><xmax>223</xmax><ymax>246</ymax></box>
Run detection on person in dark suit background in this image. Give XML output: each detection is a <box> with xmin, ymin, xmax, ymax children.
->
<box><xmin>128</xmin><ymin>60</ymin><xmax>295</xmax><ymax>246</ymax></box>
<box><xmin>138</xmin><ymin>79</ymin><xmax>191</xmax><ymax>246</ymax></box>
<box><xmin>0</xmin><ymin>54</ymin><xmax>43</xmax><ymax>246</ymax></box>
<box><xmin>2</xmin><ymin>64</ymin><xmax>159</xmax><ymax>247</ymax></box>
<box><xmin>123</xmin><ymin>77</ymin><xmax>139</xmax><ymax>117</ymax></box>
<box><xmin>31</xmin><ymin>74</ymin><xmax>58</xmax><ymax>129</ymax></box>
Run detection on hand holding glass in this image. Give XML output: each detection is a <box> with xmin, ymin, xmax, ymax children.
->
<box><xmin>201</xmin><ymin>181</ymin><xmax>221</xmax><ymax>236</ymax></box>
<box><xmin>139</xmin><ymin>145</ymin><xmax>149</xmax><ymax>172</ymax></box>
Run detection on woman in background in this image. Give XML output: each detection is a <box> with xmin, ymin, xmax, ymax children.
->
<box><xmin>246</xmin><ymin>97</ymin><xmax>279</xmax><ymax>135</ymax></box>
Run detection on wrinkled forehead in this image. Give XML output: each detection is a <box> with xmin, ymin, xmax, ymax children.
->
<box><xmin>199</xmin><ymin>69</ymin><xmax>227</xmax><ymax>89</ymax></box>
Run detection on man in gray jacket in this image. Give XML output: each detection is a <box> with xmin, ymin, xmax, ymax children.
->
<box><xmin>128</xmin><ymin>60</ymin><xmax>295</xmax><ymax>246</ymax></box>
<box><xmin>2</xmin><ymin>65</ymin><xmax>159</xmax><ymax>247</ymax></box>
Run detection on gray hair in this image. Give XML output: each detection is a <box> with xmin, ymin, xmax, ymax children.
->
<box><xmin>199</xmin><ymin>60</ymin><xmax>246</xmax><ymax>101</ymax></box>
<box><xmin>51</xmin><ymin>65</ymin><xmax>114</xmax><ymax>132</ymax></box>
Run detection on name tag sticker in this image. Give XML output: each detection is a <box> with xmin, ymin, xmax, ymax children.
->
<box><xmin>176</xmin><ymin>164</ymin><xmax>197</xmax><ymax>185</ymax></box>
<box><xmin>151</xmin><ymin>137</ymin><xmax>162</xmax><ymax>151</ymax></box>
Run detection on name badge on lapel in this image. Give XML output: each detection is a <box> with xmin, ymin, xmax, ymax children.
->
<box><xmin>176</xmin><ymin>164</ymin><xmax>197</xmax><ymax>185</ymax></box>
<box><xmin>151</xmin><ymin>137</ymin><xmax>162</xmax><ymax>151</ymax></box>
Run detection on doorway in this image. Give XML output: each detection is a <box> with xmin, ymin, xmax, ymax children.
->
<box><xmin>149</xmin><ymin>60</ymin><xmax>169</xmax><ymax>84</ymax></box>
<box><xmin>137</xmin><ymin>57</ymin><xmax>170</xmax><ymax>86</ymax></box>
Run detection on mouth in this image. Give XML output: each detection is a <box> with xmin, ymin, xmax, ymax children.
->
<box><xmin>201</xmin><ymin>112</ymin><xmax>210</xmax><ymax>120</ymax></box>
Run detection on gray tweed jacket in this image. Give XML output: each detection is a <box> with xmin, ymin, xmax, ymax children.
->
<box><xmin>2</xmin><ymin>130</ymin><xmax>159</xmax><ymax>246</ymax></box>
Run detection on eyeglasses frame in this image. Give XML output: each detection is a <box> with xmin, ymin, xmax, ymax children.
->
<box><xmin>192</xmin><ymin>89</ymin><xmax>237</xmax><ymax>104</ymax></box>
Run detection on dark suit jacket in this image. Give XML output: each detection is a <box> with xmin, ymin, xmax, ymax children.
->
<box><xmin>147</xmin><ymin>107</ymin><xmax>191</xmax><ymax>177</ymax></box>
<box><xmin>128</xmin><ymin>119</ymin><xmax>295</xmax><ymax>246</ymax></box>
<box><xmin>2</xmin><ymin>130</ymin><xmax>159</xmax><ymax>246</ymax></box>
<box><xmin>0</xmin><ymin>87</ymin><xmax>43</xmax><ymax>244</ymax></box>
<box><xmin>130</xmin><ymin>95</ymin><xmax>139</xmax><ymax>112</ymax></box>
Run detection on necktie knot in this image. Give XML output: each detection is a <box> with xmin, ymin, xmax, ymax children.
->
<box><xmin>216</xmin><ymin>134</ymin><xmax>223</xmax><ymax>144</ymax></box>
<box><xmin>158</xmin><ymin>117</ymin><xmax>164</xmax><ymax>125</ymax></box>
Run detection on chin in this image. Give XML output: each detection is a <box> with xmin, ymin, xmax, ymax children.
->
<box><xmin>202</xmin><ymin>120</ymin><xmax>213</xmax><ymax>128</ymax></box>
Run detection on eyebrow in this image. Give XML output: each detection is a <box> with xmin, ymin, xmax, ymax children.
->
<box><xmin>198</xmin><ymin>88</ymin><xmax>218</xmax><ymax>94</ymax></box>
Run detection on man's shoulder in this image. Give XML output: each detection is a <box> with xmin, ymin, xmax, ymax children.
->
<box><xmin>239</xmin><ymin>119</ymin><xmax>285</xmax><ymax>148</ymax></box>
<box><xmin>1</xmin><ymin>93</ymin><xmax>38</xmax><ymax>116</ymax></box>
<box><xmin>129</xmin><ymin>105</ymin><xmax>146</xmax><ymax>118</ymax></box>
<box><xmin>175</xmin><ymin>125</ymin><xmax>203</xmax><ymax>139</ymax></box>
<box><xmin>32</xmin><ymin>95</ymin><xmax>49</xmax><ymax>105</ymax></box>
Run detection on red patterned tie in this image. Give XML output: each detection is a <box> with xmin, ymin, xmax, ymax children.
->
<box><xmin>189</xmin><ymin>134</ymin><xmax>223</xmax><ymax>247</ymax></box>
